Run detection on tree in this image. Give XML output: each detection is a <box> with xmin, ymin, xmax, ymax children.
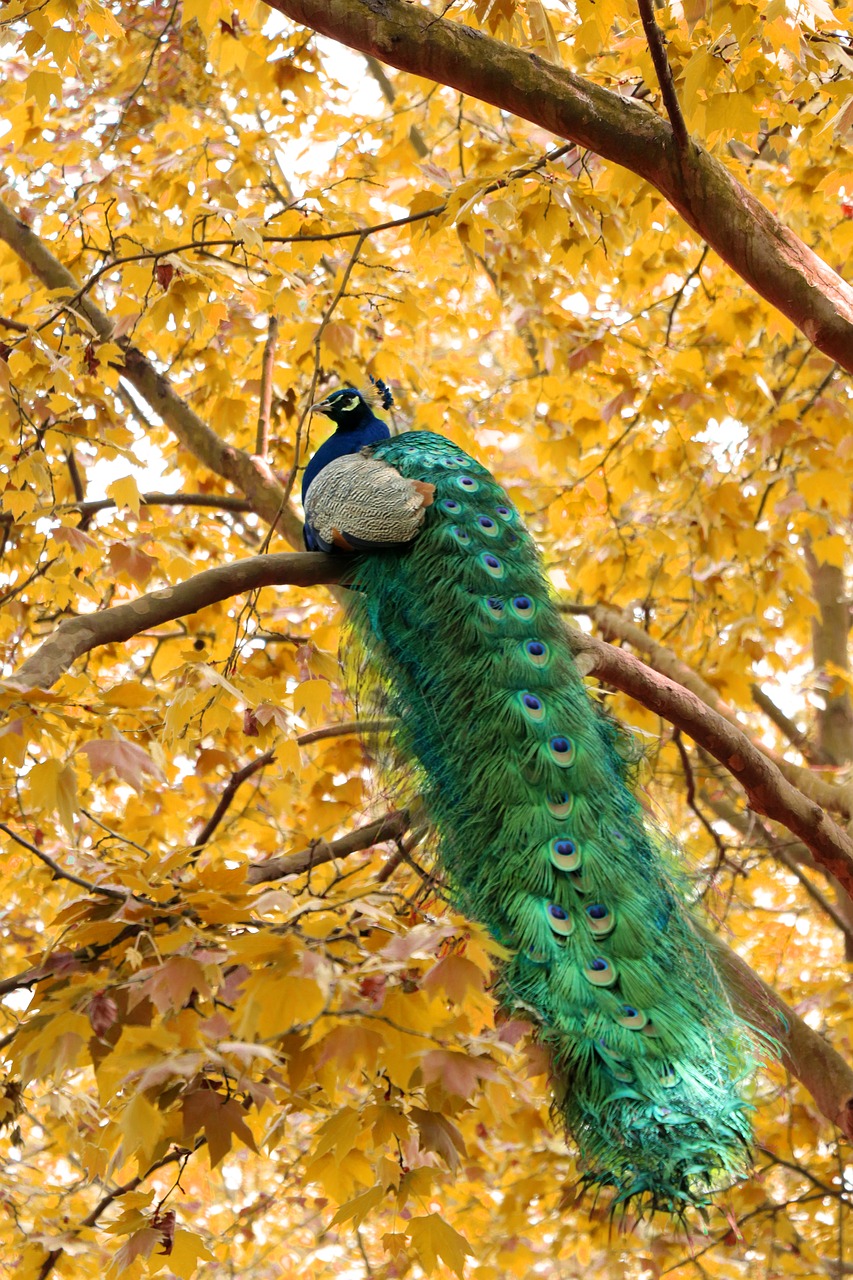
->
<box><xmin>1</xmin><ymin>0</ymin><xmax>852</xmax><ymax>1275</ymax></box>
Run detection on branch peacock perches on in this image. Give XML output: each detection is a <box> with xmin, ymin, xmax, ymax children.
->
<box><xmin>302</xmin><ymin>381</ymin><xmax>753</xmax><ymax>1217</ymax></box>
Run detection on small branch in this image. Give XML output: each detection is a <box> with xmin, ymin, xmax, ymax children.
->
<box><xmin>670</xmin><ymin>730</ymin><xmax>728</xmax><ymax>862</ymax></box>
<box><xmin>195</xmin><ymin>723</ymin><xmax>396</xmax><ymax>851</ymax></box>
<box><xmin>0</xmin><ymin>822</ymin><xmax>131</xmax><ymax>902</ymax></box>
<box><xmin>59</xmin><ymin>491</ymin><xmax>252</xmax><ymax>518</ymax></box>
<box><xmin>35</xmin><ymin>1141</ymin><xmax>203</xmax><ymax>1280</ymax></box>
<box><xmin>636</xmin><ymin>0</ymin><xmax>689</xmax><ymax>152</ymax></box>
<box><xmin>295</xmin><ymin>718</ymin><xmax>395</xmax><ymax>745</ymax></box>
<box><xmin>193</xmin><ymin>748</ymin><xmax>277</xmax><ymax>850</ymax></box>
<box><xmin>751</xmin><ymin>682</ymin><xmax>830</xmax><ymax>767</ymax></box>
<box><xmin>285</xmin><ymin>230</ymin><xmax>369</xmax><ymax>504</ymax></box>
<box><xmin>247</xmin><ymin>809</ymin><xmax>409</xmax><ymax>884</ymax></box>
<box><xmin>664</xmin><ymin>243</ymin><xmax>708</xmax><ymax>344</ymax></box>
<box><xmin>256</xmin><ymin>314</ymin><xmax>279</xmax><ymax>457</ymax></box>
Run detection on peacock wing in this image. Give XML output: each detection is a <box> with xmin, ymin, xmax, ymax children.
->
<box><xmin>304</xmin><ymin>452</ymin><xmax>435</xmax><ymax>552</ymax></box>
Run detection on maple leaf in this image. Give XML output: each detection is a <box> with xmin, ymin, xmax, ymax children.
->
<box><xmin>79</xmin><ymin>735</ymin><xmax>165</xmax><ymax>792</ymax></box>
<box><xmin>408</xmin><ymin>1214</ymin><xmax>474</xmax><ymax>1278</ymax></box>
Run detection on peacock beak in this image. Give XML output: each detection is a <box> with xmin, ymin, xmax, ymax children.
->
<box><xmin>310</xmin><ymin>396</ymin><xmax>334</xmax><ymax>415</ymax></box>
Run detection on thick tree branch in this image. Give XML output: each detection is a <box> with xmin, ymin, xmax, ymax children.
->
<box><xmin>10</xmin><ymin>552</ymin><xmax>340</xmax><ymax>689</ymax></box>
<box><xmin>261</xmin><ymin>0</ymin><xmax>853</xmax><ymax>372</ymax></box>
<box><xmin>568</xmin><ymin>628</ymin><xmax>853</xmax><ymax>897</ymax></box>
<box><xmin>0</xmin><ymin>197</ymin><xmax>302</xmax><ymax>543</ymax></box>
<box><xmin>567</xmin><ymin>598</ymin><xmax>853</xmax><ymax>820</ymax></box>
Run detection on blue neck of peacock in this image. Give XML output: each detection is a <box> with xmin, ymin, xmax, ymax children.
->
<box><xmin>301</xmin><ymin>410</ymin><xmax>391</xmax><ymax>503</ymax></box>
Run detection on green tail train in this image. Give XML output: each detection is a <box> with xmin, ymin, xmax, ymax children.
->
<box><xmin>338</xmin><ymin>429</ymin><xmax>752</xmax><ymax>1215</ymax></box>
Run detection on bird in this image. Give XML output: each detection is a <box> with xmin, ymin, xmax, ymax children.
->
<box><xmin>302</xmin><ymin>381</ymin><xmax>753</xmax><ymax>1218</ymax></box>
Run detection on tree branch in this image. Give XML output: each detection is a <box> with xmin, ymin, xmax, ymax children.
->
<box><xmin>701</xmin><ymin>924</ymin><xmax>853</xmax><ymax>1142</ymax></box>
<box><xmin>261</xmin><ymin>0</ymin><xmax>853</xmax><ymax>372</ymax></box>
<box><xmin>248</xmin><ymin>809</ymin><xmax>410</xmax><ymax>884</ymax></box>
<box><xmin>751</xmin><ymin>682</ymin><xmax>830</xmax><ymax>768</ymax></box>
<box><xmin>568</xmin><ymin>627</ymin><xmax>853</xmax><ymax>897</ymax></box>
<box><xmin>10</xmin><ymin>551</ymin><xmax>341</xmax><ymax>689</ymax></box>
<box><xmin>568</xmin><ymin>598</ymin><xmax>853</xmax><ymax>820</ymax></box>
<box><xmin>0</xmin><ymin>822</ymin><xmax>134</xmax><ymax>902</ymax></box>
<box><xmin>0</xmin><ymin>197</ymin><xmax>302</xmax><ymax>544</ymax></box>
<box><xmin>256</xmin><ymin>313</ymin><xmax>279</xmax><ymax>458</ymax></box>
<box><xmin>12</xmin><ymin>551</ymin><xmax>853</xmax><ymax>897</ymax></box>
<box><xmin>636</xmin><ymin>0</ymin><xmax>689</xmax><ymax>152</ymax></box>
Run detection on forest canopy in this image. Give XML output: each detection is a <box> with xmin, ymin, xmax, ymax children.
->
<box><xmin>1</xmin><ymin>0</ymin><xmax>852</xmax><ymax>1277</ymax></box>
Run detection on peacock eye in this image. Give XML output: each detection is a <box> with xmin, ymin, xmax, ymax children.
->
<box><xmin>479</xmin><ymin>552</ymin><xmax>503</xmax><ymax>578</ymax></box>
<box><xmin>442</xmin><ymin>498</ymin><xmax>461</xmax><ymax>512</ymax></box>
<box><xmin>548</xmin><ymin>836</ymin><xmax>581</xmax><ymax>871</ymax></box>
<box><xmin>546</xmin><ymin>902</ymin><xmax>574</xmax><ymax>937</ymax></box>
<box><xmin>587</xmin><ymin>904</ymin><xmax>607</xmax><ymax>919</ymax></box>
<box><xmin>495</xmin><ymin>505</ymin><xmax>512</xmax><ymax>519</ymax></box>
<box><xmin>513</xmin><ymin>596</ymin><xmax>532</xmax><ymax>611</ymax></box>
<box><xmin>523</xmin><ymin>693</ymin><xmax>542</xmax><ymax>711</ymax></box>
<box><xmin>476</xmin><ymin>515</ymin><xmax>499</xmax><ymax>536</ymax></box>
<box><xmin>547</xmin><ymin>791</ymin><xmax>574</xmax><ymax>818</ymax></box>
<box><xmin>524</xmin><ymin>639</ymin><xmax>549</xmax><ymax>667</ymax></box>
<box><xmin>450</xmin><ymin>526</ymin><xmax>470</xmax><ymax>544</ymax></box>
<box><xmin>548</xmin><ymin>735</ymin><xmax>575</xmax><ymax>766</ymax></box>
<box><xmin>457</xmin><ymin>476</ymin><xmax>478</xmax><ymax>491</ymax></box>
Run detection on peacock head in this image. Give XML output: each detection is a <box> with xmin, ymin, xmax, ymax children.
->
<box><xmin>310</xmin><ymin>379</ymin><xmax>393</xmax><ymax>429</ymax></box>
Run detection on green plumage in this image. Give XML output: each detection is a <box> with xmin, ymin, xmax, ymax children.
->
<box><xmin>343</xmin><ymin>430</ymin><xmax>752</xmax><ymax>1215</ymax></box>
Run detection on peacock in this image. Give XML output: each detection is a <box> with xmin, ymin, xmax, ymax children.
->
<box><xmin>301</xmin><ymin>380</ymin><xmax>753</xmax><ymax>1217</ymax></box>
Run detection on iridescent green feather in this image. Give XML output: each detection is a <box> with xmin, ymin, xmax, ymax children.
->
<box><xmin>344</xmin><ymin>430</ymin><xmax>753</xmax><ymax>1215</ymax></box>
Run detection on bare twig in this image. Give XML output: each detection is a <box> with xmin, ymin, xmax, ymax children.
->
<box><xmin>35</xmin><ymin>1141</ymin><xmax>204</xmax><ymax>1280</ymax></box>
<box><xmin>0</xmin><ymin>823</ymin><xmax>158</xmax><ymax>906</ymax></box>
<box><xmin>193</xmin><ymin>748</ymin><xmax>277</xmax><ymax>850</ymax></box>
<box><xmin>0</xmin><ymin>823</ymin><xmax>125</xmax><ymax>900</ymax></box>
<box><xmin>636</xmin><ymin>0</ymin><xmax>689</xmax><ymax>152</ymax></box>
<box><xmin>752</xmin><ymin>682</ymin><xmax>830</xmax><ymax>767</ymax></box>
<box><xmin>256</xmin><ymin>314</ymin><xmax>279</xmax><ymax>457</ymax></box>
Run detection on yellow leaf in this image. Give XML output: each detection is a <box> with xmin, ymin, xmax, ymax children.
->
<box><xmin>408</xmin><ymin>1213</ymin><xmax>474</xmax><ymax>1278</ymax></box>
<box><xmin>149</xmin><ymin>1230</ymin><xmax>214</xmax><ymax>1279</ymax></box>
<box><xmin>810</xmin><ymin>533</ymin><xmax>847</xmax><ymax>568</ymax></box>
<box><xmin>106</xmin><ymin>475</ymin><xmax>141</xmax><ymax>516</ymax></box>
<box><xmin>329</xmin><ymin>1184</ymin><xmax>385</xmax><ymax>1229</ymax></box>
<box><xmin>119</xmin><ymin>1093</ymin><xmax>166</xmax><ymax>1166</ymax></box>
<box><xmin>26</xmin><ymin>70</ymin><xmax>63</xmax><ymax>111</ymax></box>
<box><xmin>27</xmin><ymin>758</ymin><xmax>78</xmax><ymax>832</ymax></box>
<box><xmin>295</xmin><ymin>678</ymin><xmax>332</xmax><ymax>722</ymax></box>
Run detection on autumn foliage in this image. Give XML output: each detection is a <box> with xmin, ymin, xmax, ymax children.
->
<box><xmin>1</xmin><ymin>0</ymin><xmax>853</xmax><ymax>1277</ymax></box>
